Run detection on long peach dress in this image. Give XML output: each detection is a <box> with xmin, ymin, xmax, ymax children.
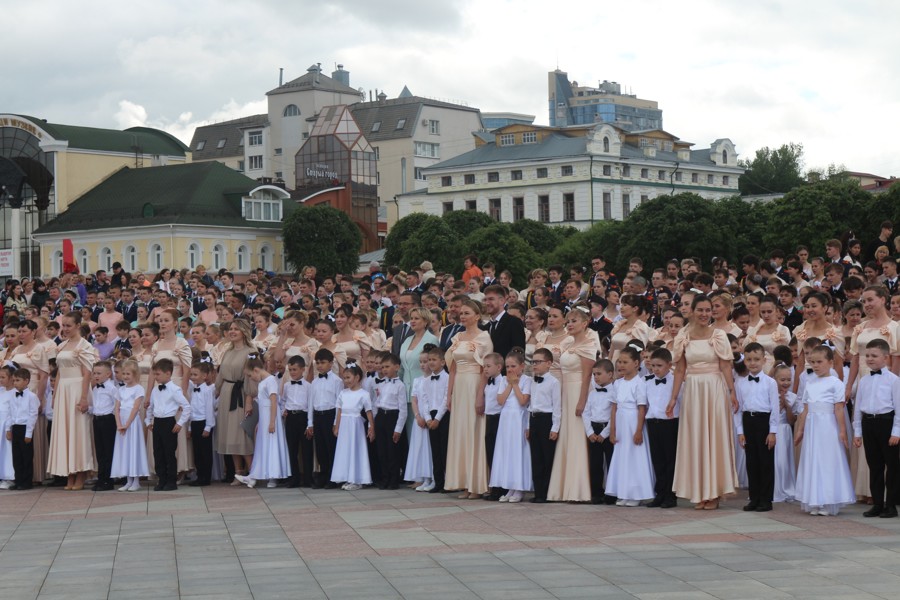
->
<box><xmin>547</xmin><ymin>334</ymin><xmax>601</xmax><ymax>502</ymax></box>
<box><xmin>535</xmin><ymin>331</ymin><xmax>571</xmax><ymax>382</ymax></box>
<box><xmin>12</xmin><ymin>343</ymin><xmax>50</xmax><ymax>482</ymax></box>
<box><xmin>47</xmin><ymin>338</ymin><xmax>98</xmax><ymax>476</ymax></box>
<box><xmin>444</xmin><ymin>331</ymin><xmax>492</xmax><ymax>494</ymax></box>
<box><xmin>672</xmin><ymin>328</ymin><xmax>738</xmax><ymax>503</ymax></box>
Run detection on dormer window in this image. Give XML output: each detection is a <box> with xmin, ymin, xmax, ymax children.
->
<box><xmin>372</xmin><ymin>121</ymin><xmax>381</xmax><ymax>132</ymax></box>
<box><xmin>195</xmin><ymin>140</ymin><xmax>206</xmax><ymax>151</ymax></box>
<box><xmin>500</xmin><ymin>134</ymin><xmax>514</xmax><ymax>146</ymax></box>
<box><xmin>395</xmin><ymin>119</ymin><xmax>406</xmax><ymax>130</ymax></box>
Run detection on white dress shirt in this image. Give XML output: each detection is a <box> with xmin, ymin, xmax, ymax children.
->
<box><xmin>483</xmin><ymin>374</ymin><xmax>505</xmax><ymax>416</ymax></box>
<box><xmin>7</xmin><ymin>388</ymin><xmax>39</xmax><ymax>439</ymax></box>
<box><xmin>734</xmin><ymin>371</ymin><xmax>779</xmax><ymax>435</ymax></box>
<box><xmin>145</xmin><ymin>381</ymin><xmax>191</xmax><ymax>427</ymax></box>
<box><xmin>853</xmin><ymin>369</ymin><xmax>900</xmax><ymax>438</ymax></box>
<box><xmin>645</xmin><ymin>373</ymin><xmax>680</xmax><ymax>419</ymax></box>
<box><xmin>582</xmin><ymin>383</ymin><xmax>614</xmax><ymax>438</ymax></box>
<box><xmin>374</xmin><ymin>378</ymin><xmax>408</xmax><ymax>433</ymax></box>
<box><xmin>310</xmin><ymin>371</ymin><xmax>344</xmax><ymax>412</ymax></box>
<box><xmin>190</xmin><ymin>382</ymin><xmax>217</xmax><ymax>432</ymax></box>
<box><xmin>422</xmin><ymin>370</ymin><xmax>449</xmax><ymax>422</ymax></box>
<box><xmin>91</xmin><ymin>380</ymin><xmax>119</xmax><ymax>416</ymax></box>
<box><xmin>529</xmin><ymin>372</ymin><xmax>561</xmax><ymax>433</ymax></box>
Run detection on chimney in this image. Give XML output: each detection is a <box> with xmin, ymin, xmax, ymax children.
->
<box><xmin>279</xmin><ymin>67</ymin><xmax>283</xmax><ymax>86</ymax></box>
<box><xmin>377</xmin><ymin>90</ymin><xmax>387</xmax><ymax>103</ymax></box>
<box><xmin>331</xmin><ymin>64</ymin><xmax>350</xmax><ymax>87</ymax></box>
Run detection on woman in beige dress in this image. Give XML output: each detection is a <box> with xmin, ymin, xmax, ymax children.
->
<box><xmin>668</xmin><ymin>295</ymin><xmax>738</xmax><ymax>509</ymax></box>
<box><xmin>711</xmin><ymin>293</ymin><xmax>743</xmax><ymax>338</ymax></box>
<box><xmin>252</xmin><ymin>310</ymin><xmax>277</xmax><ymax>352</ymax></box>
<box><xmin>215</xmin><ymin>320</ymin><xmax>257</xmax><ymax>480</ymax></box>
<box><xmin>1</xmin><ymin>324</ymin><xmax>18</xmax><ymax>363</ymax></box>
<box><xmin>793</xmin><ymin>291</ymin><xmax>845</xmax><ymax>392</ymax></box>
<box><xmin>535</xmin><ymin>307</ymin><xmax>570</xmax><ymax>381</ymax></box>
<box><xmin>609</xmin><ymin>295</ymin><xmax>652</xmax><ymax>365</ymax></box>
<box><xmin>47</xmin><ymin>312</ymin><xmax>98</xmax><ymax>490</ymax></box>
<box><xmin>332</xmin><ymin>305</ymin><xmax>370</xmax><ymax>367</ymax></box>
<box><xmin>13</xmin><ymin>320</ymin><xmax>50</xmax><ymax>484</ymax></box>
<box><xmin>271</xmin><ymin>310</ymin><xmax>318</xmax><ymax>380</ymax></box>
<box><xmin>744</xmin><ymin>296</ymin><xmax>791</xmax><ymax>373</ymax></box>
<box><xmin>547</xmin><ymin>306</ymin><xmax>601</xmax><ymax>502</ymax></box>
<box><xmin>445</xmin><ymin>299</ymin><xmax>493</xmax><ymax>499</ymax></box>
<box><xmin>523</xmin><ymin>308</ymin><xmax>549</xmax><ymax>376</ymax></box>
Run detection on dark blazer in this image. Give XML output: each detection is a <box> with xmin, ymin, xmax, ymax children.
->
<box><xmin>480</xmin><ymin>312</ymin><xmax>526</xmax><ymax>358</ymax></box>
<box><xmin>783</xmin><ymin>306</ymin><xmax>803</xmax><ymax>334</ymax></box>
<box><xmin>380</xmin><ymin>305</ymin><xmax>396</xmax><ymax>336</ymax></box>
<box><xmin>119</xmin><ymin>302</ymin><xmax>138</xmax><ymax>324</ymax></box>
<box><xmin>439</xmin><ymin>323</ymin><xmax>463</xmax><ymax>351</ymax></box>
<box><xmin>390</xmin><ymin>322</ymin><xmax>414</xmax><ymax>356</ymax></box>
<box><xmin>548</xmin><ymin>281</ymin><xmax>564</xmax><ymax>306</ymax></box>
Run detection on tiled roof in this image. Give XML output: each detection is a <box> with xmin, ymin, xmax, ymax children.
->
<box><xmin>267</xmin><ymin>67</ymin><xmax>361</xmax><ymax>97</ymax></box>
<box><xmin>189</xmin><ymin>114</ymin><xmax>268</xmax><ymax>160</ymax></box>
<box><xmin>350</xmin><ymin>96</ymin><xmax>480</xmax><ymax>142</ymax></box>
<box><xmin>34</xmin><ymin>162</ymin><xmax>294</xmax><ymax>234</ymax></box>
<box><xmin>427</xmin><ymin>134</ymin><xmax>588</xmax><ymax>169</ymax></box>
<box><xmin>15</xmin><ymin>116</ymin><xmax>188</xmax><ymax>156</ymax></box>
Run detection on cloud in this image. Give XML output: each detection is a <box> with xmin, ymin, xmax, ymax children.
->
<box><xmin>112</xmin><ymin>98</ymin><xmax>267</xmax><ymax>145</ymax></box>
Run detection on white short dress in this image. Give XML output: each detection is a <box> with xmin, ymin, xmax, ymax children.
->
<box><xmin>110</xmin><ymin>385</ymin><xmax>150</xmax><ymax>478</ymax></box>
<box><xmin>604</xmin><ymin>377</ymin><xmax>655</xmax><ymax>501</ymax></box>
<box><xmin>248</xmin><ymin>375</ymin><xmax>291</xmax><ymax>481</ymax></box>
<box><xmin>404</xmin><ymin>377</ymin><xmax>433</xmax><ymax>481</ymax></box>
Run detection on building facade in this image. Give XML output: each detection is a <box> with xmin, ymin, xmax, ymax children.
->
<box><xmin>548</xmin><ymin>69</ymin><xmax>662</xmax><ymax>131</ymax></box>
<box><xmin>397</xmin><ymin>123</ymin><xmax>743</xmax><ymax>228</ymax></box>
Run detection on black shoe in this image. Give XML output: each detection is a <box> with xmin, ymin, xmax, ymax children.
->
<box><xmin>285</xmin><ymin>480</ymin><xmax>300</xmax><ymax>489</ymax></box>
<box><xmin>7</xmin><ymin>484</ymin><xmax>19</xmax><ymax>491</ymax></box>
<box><xmin>660</xmin><ymin>499</ymin><xmax>677</xmax><ymax>509</ymax></box>
<box><xmin>188</xmin><ymin>480</ymin><xmax>209</xmax><ymax>487</ymax></box>
<box><xmin>879</xmin><ymin>507</ymin><xmax>898</xmax><ymax>518</ymax></box>
<box><xmin>591</xmin><ymin>497</ymin><xmax>604</xmax><ymax>505</ymax></box>
<box><xmin>95</xmin><ymin>483</ymin><xmax>114</xmax><ymax>492</ymax></box>
<box><xmin>530</xmin><ymin>497</ymin><xmax>547</xmax><ymax>504</ymax></box>
<box><xmin>48</xmin><ymin>477</ymin><xmax>66</xmax><ymax>487</ymax></box>
<box><xmin>604</xmin><ymin>496</ymin><xmax>617</xmax><ymax>505</ymax></box>
<box><xmin>387</xmin><ymin>483</ymin><xmax>399</xmax><ymax>490</ymax></box>
<box><xmin>310</xmin><ymin>482</ymin><xmax>322</xmax><ymax>489</ymax></box>
<box><xmin>428</xmin><ymin>487</ymin><xmax>445</xmax><ymax>494</ymax></box>
<box><xmin>755</xmin><ymin>503</ymin><xmax>773</xmax><ymax>512</ymax></box>
<box><xmin>743</xmin><ymin>502</ymin><xmax>759</xmax><ymax>512</ymax></box>
<box><xmin>647</xmin><ymin>497</ymin><xmax>663</xmax><ymax>508</ymax></box>
<box><xmin>153</xmin><ymin>484</ymin><xmax>165</xmax><ymax>491</ymax></box>
<box><xmin>162</xmin><ymin>483</ymin><xmax>178</xmax><ymax>491</ymax></box>
<box><xmin>864</xmin><ymin>506</ymin><xmax>883</xmax><ymax>518</ymax></box>
<box><xmin>323</xmin><ymin>482</ymin><xmax>338</xmax><ymax>489</ymax></box>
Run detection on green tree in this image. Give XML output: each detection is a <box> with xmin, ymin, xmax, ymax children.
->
<box><xmin>395</xmin><ymin>216</ymin><xmax>461</xmax><ymax>274</ymax></box>
<box><xmin>384</xmin><ymin>213</ymin><xmax>433</xmax><ymax>267</ymax></box>
<box><xmin>509</xmin><ymin>219</ymin><xmax>561</xmax><ymax>255</ymax></box>
<box><xmin>283</xmin><ymin>205</ymin><xmax>362</xmax><ymax>276</ymax></box>
<box><xmin>738</xmin><ymin>143</ymin><xmax>806</xmax><ymax>195</ymax></box>
<box><xmin>711</xmin><ymin>195</ymin><xmax>771</xmax><ymax>262</ymax></box>
<box><xmin>550</xmin><ymin>220</ymin><xmax>625</xmax><ymax>273</ymax></box>
<box><xmin>461</xmin><ymin>223</ymin><xmax>538</xmax><ymax>287</ymax></box>
<box><xmin>442</xmin><ymin>210</ymin><xmax>494</xmax><ymax>239</ymax></box>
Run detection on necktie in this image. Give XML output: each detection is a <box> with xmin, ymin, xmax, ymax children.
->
<box><xmin>872</xmin><ymin>369</ymin><xmax>883</xmax><ymax>376</ymax></box>
<box><xmin>806</xmin><ymin>368</ymin><xmax>813</xmax><ymax>374</ymax></box>
<box><xmin>291</xmin><ymin>380</ymin><xmax>303</xmax><ymax>385</ymax></box>
<box><xmin>489</xmin><ymin>320</ymin><xmax>497</xmax><ymax>334</ymax></box>
<box><xmin>487</xmin><ymin>377</ymin><xmax>496</xmax><ymax>385</ymax></box>
<box><xmin>748</xmin><ymin>375</ymin><xmax>760</xmax><ymax>383</ymax></box>
<box><xmin>15</xmin><ymin>391</ymin><xmax>22</xmax><ymax>397</ymax></box>
<box><xmin>158</xmin><ymin>384</ymin><xmax>166</xmax><ymax>391</ymax></box>
<box><xmin>534</xmin><ymin>376</ymin><xmax>544</xmax><ymax>384</ymax></box>
<box><xmin>96</xmin><ymin>383</ymin><xmax>105</xmax><ymax>388</ymax></box>
<box><xmin>595</xmin><ymin>387</ymin><xmax>607</xmax><ymax>393</ymax></box>
<box><xmin>193</xmin><ymin>387</ymin><xmax>201</xmax><ymax>392</ymax></box>
<box><xmin>655</xmin><ymin>378</ymin><xmax>667</xmax><ymax>385</ymax></box>
<box><xmin>375</xmin><ymin>377</ymin><xmax>385</xmax><ymax>384</ymax></box>
<box><xmin>318</xmin><ymin>373</ymin><xmax>328</xmax><ymax>379</ymax></box>
<box><xmin>431</xmin><ymin>375</ymin><xmax>440</xmax><ymax>381</ymax></box>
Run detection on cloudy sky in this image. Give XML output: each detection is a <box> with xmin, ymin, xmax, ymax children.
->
<box><xmin>4</xmin><ymin>0</ymin><xmax>898</xmax><ymax>176</ymax></box>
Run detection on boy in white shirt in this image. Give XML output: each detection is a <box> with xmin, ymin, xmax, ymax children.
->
<box><xmin>424</xmin><ymin>346</ymin><xmax>449</xmax><ymax>493</ymax></box>
<box><xmin>583</xmin><ymin>359</ymin><xmax>615</xmax><ymax>505</ymax></box>
<box><xmin>91</xmin><ymin>361</ymin><xmax>119</xmax><ymax>492</ymax></box>
<box><xmin>736</xmin><ymin>343</ymin><xmax>779</xmax><ymax>512</ymax></box>
<box><xmin>527</xmin><ymin>348</ymin><xmax>560</xmax><ymax>503</ymax></box>
<box><xmin>6</xmin><ymin>369</ymin><xmax>39</xmax><ymax>491</ymax></box>
<box><xmin>282</xmin><ymin>355</ymin><xmax>313</xmax><ymax>488</ymax></box>
<box><xmin>479</xmin><ymin>353</ymin><xmax>505</xmax><ymax>501</ymax></box>
<box><xmin>374</xmin><ymin>354</ymin><xmax>407</xmax><ymax>490</ymax></box>
<box><xmin>309</xmin><ymin>349</ymin><xmax>344</xmax><ymax>489</ymax></box>
<box><xmin>145</xmin><ymin>359</ymin><xmax>191</xmax><ymax>491</ymax></box>
<box><xmin>644</xmin><ymin>348</ymin><xmax>681</xmax><ymax>509</ymax></box>
<box><xmin>188</xmin><ymin>362</ymin><xmax>216</xmax><ymax>487</ymax></box>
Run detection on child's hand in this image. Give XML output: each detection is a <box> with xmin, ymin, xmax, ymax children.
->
<box><xmin>5</xmin><ymin>431</ymin><xmax>10</xmax><ymax>441</ymax></box>
<box><xmin>598</xmin><ymin>436</ymin><xmax>605</xmax><ymax>444</ymax></box>
<box><xmin>367</xmin><ymin>427</ymin><xmax>375</xmax><ymax>442</ymax></box>
<box><xmin>608</xmin><ymin>432</ymin><xmax>617</xmax><ymax>444</ymax></box>
<box><xmin>148</xmin><ymin>423</ymin><xmax>154</xmax><ymax>431</ymax></box>
<box><xmin>633</xmin><ymin>430</ymin><xmax>643</xmax><ymax>445</ymax></box>
<box><xmin>854</xmin><ymin>437</ymin><xmax>862</xmax><ymax>448</ymax></box>
<box><xmin>793</xmin><ymin>431</ymin><xmax>803</xmax><ymax>446</ymax></box>
<box><xmin>186</xmin><ymin>429</ymin><xmax>192</xmax><ymax>439</ymax></box>
<box><xmin>525</xmin><ymin>429</ymin><xmax>530</xmax><ymax>441</ymax></box>
<box><xmin>891</xmin><ymin>436</ymin><xmax>900</xmax><ymax>447</ymax></box>
<box><xmin>282</xmin><ymin>410</ymin><xmax>287</xmax><ymax>418</ymax></box>
<box><xmin>305</xmin><ymin>427</ymin><xmax>314</xmax><ymax>439</ymax></box>
<box><xmin>428</xmin><ymin>420</ymin><xmax>438</xmax><ymax>430</ymax></box>
<box><xmin>475</xmin><ymin>401</ymin><xmax>485</xmax><ymax>416</ymax></box>
<box><xmin>839</xmin><ymin>430</ymin><xmax>848</xmax><ymax>449</ymax></box>
<box><xmin>173</xmin><ymin>424</ymin><xmax>181</xmax><ymax>434</ymax></box>
<box><xmin>202</xmin><ymin>430</ymin><xmax>210</xmax><ymax>438</ymax></box>
<box><xmin>549</xmin><ymin>431</ymin><xmax>558</xmax><ymax>442</ymax></box>
<box><xmin>24</xmin><ymin>437</ymin><xmax>31</xmax><ymax>444</ymax></box>
<box><xmin>588</xmin><ymin>433</ymin><xmax>598</xmax><ymax>443</ymax></box>
<box><xmin>738</xmin><ymin>434</ymin><xmax>745</xmax><ymax>448</ymax></box>
<box><xmin>392</xmin><ymin>432</ymin><xmax>400</xmax><ymax>444</ymax></box>
<box><xmin>332</xmin><ymin>425</ymin><xmax>338</xmax><ymax>437</ymax></box>
<box><xmin>507</xmin><ymin>372</ymin><xmax>519</xmax><ymax>384</ymax></box>
<box><xmin>269</xmin><ymin>423</ymin><xmax>275</xmax><ymax>434</ymax></box>
<box><xmin>118</xmin><ymin>427</ymin><xmax>127</xmax><ymax>436</ymax></box>
<box><xmin>416</xmin><ymin>415</ymin><xmax>426</xmax><ymax>428</ymax></box>
<box><xmin>766</xmin><ymin>433</ymin><xmax>776</xmax><ymax>450</ymax></box>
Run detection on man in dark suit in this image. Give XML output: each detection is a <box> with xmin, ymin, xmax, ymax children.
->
<box><xmin>547</xmin><ymin>265</ymin><xmax>565</xmax><ymax>306</ymax></box>
<box><xmin>480</xmin><ymin>285</ymin><xmax>526</xmax><ymax>359</ymax></box>
<box><xmin>118</xmin><ymin>289</ymin><xmax>139</xmax><ymax>323</ymax></box>
<box><xmin>379</xmin><ymin>284</ymin><xmax>400</xmax><ymax>337</ymax></box>
<box><xmin>390</xmin><ymin>292</ymin><xmax>419</xmax><ymax>356</ymax></box>
<box><xmin>439</xmin><ymin>295</ymin><xmax>466</xmax><ymax>351</ymax></box>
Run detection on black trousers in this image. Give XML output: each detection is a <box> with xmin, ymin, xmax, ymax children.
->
<box><xmin>285</xmin><ymin>411</ymin><xmax>313</xmax><ymax>485</ymax></box>
<box><xmin>190</xmin><ymin>420</ymin><xmax>213</xmax><ymax>485</ymax></box>
<box><xmin>742</xmin><ymin>412</ymin><xmax>774</xmax><ymax>505</ymax></box>
<box><xmin>647</xmin><ymin>418</ymin><xmax>678</xmax><ymax>502</ymax></box>
<box><xmin>152</xmin><ymin>416</ymin><xmax>178</xmax><ymax>486</ymax></box>
<box><xmin>588</xmin><ymin>421</ymin><xmax>614</xmax><ymax>500</ymax></box>
<box><xmin>11</xmin><ymin>424</ymin><xmax>33</xmax><ymax>487</ymax></box>
<box><xmin>375</xmin><ymin>409</ymin><xmax>401</xmax><ymax>486</ymax></box>
<box><xmin>428</xmin><ymin>410</ymin><xmax>449</xmax><ymax>489</ymax></box>
<box><xmin>529</xmin><ymin>413</ymin><xmax>557</xmax><ymax>500</ymax></box>
<box><xmin>312</xmin><ymin>409</ymin><xmax>336</xmax><ymax>483</ymax></box>
<box><xmin>862</xmin><ymin>412</ymin><xmax>900</xmax><ymax>508</ymax></box>
<box><xmin>93</xmin><ymin>414</ymin><xmax>117</xmax><ymax>485</ymax></box>
<box><xmin>484</xmin><ymin>413</ymin><xmax>505</xmax><ymax>497</ymax></box>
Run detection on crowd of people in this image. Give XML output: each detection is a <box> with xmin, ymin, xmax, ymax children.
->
<box><xmin>0</xmin><ymin>221</ymin><xmax>899</xmax><ymax>518</ymax></box>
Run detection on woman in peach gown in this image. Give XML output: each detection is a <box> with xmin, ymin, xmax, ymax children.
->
<box><xmin>271</xmin><ymin>311</ymin><xmax>319</xmax><ymax>380</ymax></box>
<box><xmin>12</xmin><ymin>320</ymin><xmax>50</xmax><ymax>484</ymax></box>
<box><xmin>608</xmin><ymin>295</ymin><xmax>652</xmax><ymax>364</ymax></box>
<box><xmin>744</xmin><ymin>295</ymin><xmax>791</xmax><ymax>373</ymax></box>
<box><xmin>535</xmin><ymin>307</ymin><xmax>570</xmax><ymax>382</ymax></box>
<box><xmin>547</xmin><ymin>306</ymin><xmax>601</xmax><ymax>502</ymax></box>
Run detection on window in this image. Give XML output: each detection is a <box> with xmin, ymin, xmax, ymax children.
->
<box><xmin>499</xmin><ymin>134</ymin><xmax>514</xmax><ymax>146</ymax></box>
<box><xmin>489</xmin><ymin>198</ymin><xmax>501</xmax><ymax>221</ymax></box>
<box><xmin>414</xmin><ymin>142</ymin><xmax>439</xmax><ymax>158</ymax></box>
<box><xmin>371</xmin><ymin>121</ymin><xmax>381</xmax><ymax>132</ymax></box>
<box><xmin>692</xmin><ymin>172</ymin><xmax>698</xmax><ymax>183</ymax></box>
<box><xmin>675</xmin><ymin>172</ymin><xmax>683</xmax><ymax>182</ymax></box>
<box><xmin>123</xmin><ymin>245</ymin><xmax>137</xmax><ymax>272</ymax></box>
<box><xmin>602</xmin><ymin>165</ymin><xmax>611</xmax><ymax>176</ymax></box>
<box><xmin>217</xmin><ymin>138</ymin><xmax>226</xmax><ymax>149</ymax></box>
<box><xmin>274</xmin><ymin>148</ymin><xmax>282</xmax><ymax>155</ymax></box>
<box><xmin>562</xmin><ymin>165</ymin><xmax>574</xmax><ymax>176</ymax></box>
<box><xmin>465</xmin><ymin>200</ymin><xmax>476</xmax><ymax>211</ymax></box>
<box><xmin>487</xmin><ymin>172</ymin><xmax>499</xmax><ymax>183</ymax></box>
<box><xmin>395</xmin><ymin>119</ymin><xmax>406</xmax><ymax>130</ymax></box>
<box><xmin>237</xmin><ymin>160</ymin><xmax>245</xmax><ymax>172</ymax></box>
<box><xmin>723</xmin><ymin>175</ymin><xmax>730</xmax><ymax>186</ymax></box>
<box><xmin>522</xmin><ymin>131</ymin><xmax>537</xmax><ymax>144</ymax></box>
<box><xmin>149</xmin><ymin>244</ymin><xmax>163</xmax><ymax>271</ymax></box>
<box><xmin>195</xmin><ymin>140</ymin><xmax>206</xmax><ymax>151</ymax></box>
<box><xmin>663</xmin><ymin>141</ymin><xmax>673</xmax><ymax>152</ymax></box>
<box><xmin>52</xmin><ymin>250</ymin><xmax>62</xmax><ymax>275</ymax></box>
<box><xmin>641</xmin><ymin>194</ymin><xmax>649</xmax><ymax>203</ymax></box>
<box><xmin>623</xmin><ymin>194</ymin><xmax>631</xmax><ymax>218</ymax></box>
<box><xmin>248</xmin><ymin>131</ymin><xmax>262</xmax><ymax>146</ymax></box>
<box><xmin>414</xmin><ymin>167</ymin><xmax>426</xmax><ymax>181</ymax></box>
<box><xmin>259</xmin><ymin>245</ymin><xmax>271</xmax><ymax>271</ymax></box>
<box><xmin>239</xmin><ymin>137</ymin><xmax>244</xmax><ymax>146</ymax></box>
<box><xmin>243</xmin><ymin>199</ymin><xmax>282</xmax><ymax>222</ymax></box>
<box><xmin>441</xmin><ymin>176</ymin><xmax>452</xmax><ymax>187</ymax></box>
<box><xmin>429</xmin><ymin>120</ymin><xmax>440</xmax><ymax>135</ymax></box>
<box><xmin>464</xmin><ymin>174</ymin><xmax>475</xmax><ymax>185</ymax></box>
<box><xmin>100</xmin><ymin>247</ymin><xmax>112</xmax><ymax>271</ymax></box>
<box><xmin>274</xmin><ymin>171</ymin><xmax>282</xmax><ymax>179</ymax></box>
<box><xmin>723</xmin><ymin>150</ymin><xmax>728</xmax><ymax>163</ymax></box>
<box><xmin>536</xmin><ymin>168</ymin><xmax>548</xmax><ymax>179</ymax></box>
<box><xmin>237</xmin><ymin>245</ymin><xmax>249</xmax><ymax>272</ymax></box>
<box><xmin>602</xmin><ymin>192</ymin><xmax>612</xmax><ymax>220</ymax></box>
<box><xmin>513</xmin><ymin>197</ymin><xmax>524</xmax><ymax>221</ymax></box>
<box><xmin>376</xmin><ymin>172</ymin><xmax>380</xmax><ymax>185</ymax></box>
<box><xmin>188</xmin><ymin>243</ymin><xmax>200</xmax><ymax>269</ymax></box>
<box><xmin>511</xmin><ymin>170</ymin><xmax>523</xmax><ymax>181</ymax></box>
<box><xmin>213</xmin><ymin>244</ymin><xmax>225</xmax><ymax>271</ymax></box>
<box><xmin>622</xmin><ymin>165</ymin><xmax>631</xmax><ymax>177</ymax></box>
<box><xmin>707</xmin><ymin>174</ymin><xmax>714</xmax><ymax>184</ymax></box>
<box><xmin>249</xmin><ymin>155</ymin><xmax>263</xmax><ymax>170</ymax></box>
<box><xmin>283</xmin><ymin>104</ymin><xmax>300</xmax><ymax>117</ymax></box>
<box><xmin>77</xmin><ymin>249</ymin><xmax>88</xmax><ymax>274</ymax></box>
<box><xmin>563</xmin><ymin>193</ymin><xmax>575</xmax><ymax>222</ymax></box>
<box><xmin>658</xmin><ymin>170</ymin><xmax>666</xmax><ymax>180</ymax></box>
<box><xmin>538</xmin><ymin>196</ymin><xmax>550</xmax><ymax>223</ymax></box>
<box><xmin>640</xmin><ymin>168</ymin><xmax>649</xmax><ymax>179</ymax></box>
<box><xmin>443</xmin><ymin>201</ymin><xmax>454</xmax><ymax>214</ymax></box>
<box><xmin>603</xmin><ymin>136</ymin><xmax>610</xmax><ymax>152</ymax></box>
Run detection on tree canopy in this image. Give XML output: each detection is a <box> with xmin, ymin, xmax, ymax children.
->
<box><xmin>738</xmin><ymin>143</ymin><xmax>805</xmax><ymax>196</ymax></box>
<box><xmin>283</xmin><ymin>205</ymin><xmax>362</xmax><ymax>276</ymax></box>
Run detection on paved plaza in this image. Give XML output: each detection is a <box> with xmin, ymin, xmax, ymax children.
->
<box><xmin>1</xmin><ymin>484</ymin><xmax>899</xmax><ymax>599</ymax></box>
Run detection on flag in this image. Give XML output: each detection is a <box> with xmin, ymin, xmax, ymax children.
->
<box><xmin>62</xmin><ymin>239</ymin><xmax>78</xmax><ymax>274</ymax></box>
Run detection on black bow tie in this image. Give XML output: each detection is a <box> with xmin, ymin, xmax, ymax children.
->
<box><xmin>318</xmin><ymin>373</ymin><xmax>328</xmax><ymax>379</ymax></box>
<box><xmin>872</xmin><ymin>369</ymin><xmax>883</xmax><ymax>376</ymax></box>
<box><xmin>15</xmin><ymin>391</ymin><xmax>22</xmax><ymax>397</ymax></box>
<box><xmin>748</xmin><ymin>375</ymin><xmax>760</xmax><ymax>383</ymax></box>
<box><xmin>655</xmin><ymin>378</ymin><xmax>667</xmax><ymax>385</ymax></box>
<box><xmin>431</xmin><ymin>375</ymin><xmax>440</xmax><ymax>381</ymax></box>
<box><xmin>367</xmin><ymin>371</ymin><xmax>376</xmax><ymax>378</ymax></box>
<box><xmin>595</xmin><ymin>387</ymin><xmax>607</xmax><ymax>393</ymax></box>
<box><xmin>645</xmin><ymin>374</ymin><xmax>655</xmax><ymax>381</ymax></box>
<box><xmin>193</xmin><ymin>387</ymin><xmax>201</xmax><ymax>392</ymax></box>
<box><xmin>158</xmin><ymin>384</ymin><xmax>166</xmax><ymax>391</ymax></box>
<box><xmin>290</xmin><ymin>380</ymin><xmax>303</xmax><ymax>385</ymax></box>
<box><xmin>806</xmin><ymin>368</ymin><xmax>813</xmax><ymax>374</ymax></box>
<box><xmin>534</xmin><ymin>376</ymin><xmax>544</xmax><ymax>384</ymax></box>
<box><xmin>96</xmin><ymin>383</ymin><xmax>105</xmax><ymax>389</ymax></box>
<box><xmin>375</xmin><ymin>377</ymin><xmax>385</xmax><ymax>384</ymax></box>
<box><xmin>487</xmin><ymin>377</ymin><xmax>496</xmax><ymax>385</ymax></box>
<box><xmin>118</xmin><ymin>382</ymin><xmax>125</xmax><ymax>387</ymax></box>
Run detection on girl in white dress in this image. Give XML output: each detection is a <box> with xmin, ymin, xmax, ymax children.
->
<box><xmin>489</xmin><ymin>352</ymin><xmax>533</xmax><ymax>503</ymax></box>
<box><xmin>331</xmin><ymin>365</ymin><xmax>375</xmax><ymax>490</ymax></box>
<box><xmin>794</xmin><ymin>345</ymin><xmax>855</xmax><ymax>515</ymax></box>
<box><xmin>606</xmin><ymin>346</ymin><xmax>655</xmax><ymax>505</ymax></box>
<box><xmin>236</xmin><ymin>358</ymin><xmax>291</xmax><ymax>488</ymax></box>
<box><xmin>0</xmin><ymin>367</ymin><xmax>16</xmax><ymax>488</ymax></box>
<box><xmin>405</xmin><ymin>353</ymin><xmax>433</xmax><ymax>491</ymax></box>
<box><xmin>772</xmin><ymin>363</ymin><xmax>797</xmax><ymax>503</ymax></box>
<box><xmin>110</xmin><ymin>360</ymin><xmax>149</xmax><ymax>491</ymax></box>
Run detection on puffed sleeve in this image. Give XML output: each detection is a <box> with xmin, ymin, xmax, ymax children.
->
<box><xmin>353</xmin><ymin>330</ymin><xmax>372</xmax><ymax>350</ymax></box>
<box><xmin>848</xmin><ymin>325</ymin><xmax>862</xmax><ymax>357</ymax></box>
<box><xmin>672</xmin><ymin>329</ymin><xmax>689</xmax><ymax>363</ymax></box>
<box><xmin>824</xmin><ymin>326</ymin><xmax>845</xmax><ymax>356</ymax></box>
<box><xmin>31</xmin><ymin>345</ymin><xmax>50</xmax><ymax>374</ymax></box>
<box><xmin>76</xmin><ymin>339</ymin><xmax>98</xmax><ymax>371</ymax></box>
<box><xmin>331</xmin><ymin>346</ymin><xmax>347</xmax><ymax>369</ymax></box>
<box><xmin>472</xmin><ymin>331</ymin><xmax>494</xmax><ymax>366</ymax></box>
<box><xmin>174</xmin><ymin>339</ymin><xmax>193</xmax><ymax>370</ymax></box>
<box><xmin>890</xmin><ymin>322</ymin><xmax>900</xmax><ymax>356</ymax></box>
<box><xmin>633</xmin><ymin>321</ymin><xmax>651</xmax><ymax>345</ymax></box>
<box><xmin>572</xmin><ymin>336</ymin><xmax>601</xmax><ymax>362</ymax></box>
<box><xmin>711</xmin><ymin>329</ymin><xmax>733</xmax><ymax>361</ymax></box>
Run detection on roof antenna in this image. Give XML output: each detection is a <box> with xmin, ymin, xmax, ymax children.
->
<box><xmin>279</xmin><ymin>67</ymin><xmax>283</xmax><ymax>86</ymax></box>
